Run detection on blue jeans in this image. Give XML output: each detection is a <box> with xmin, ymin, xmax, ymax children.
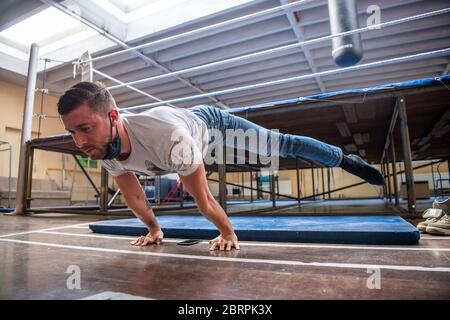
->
<box><xmin>189</xmin><ymin>105</ymin><xmax>343</xmax><ymax>167</ymax></box>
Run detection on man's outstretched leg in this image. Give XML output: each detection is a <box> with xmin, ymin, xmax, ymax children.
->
<box><xmin>190</xmin><ymin>105</ymin><xmax>385</xmax><ymax>186</ymax></box>
<box><xmin>275</xmin><ymin>132</ymin><xmax>385</xmax><ymax>186</ymax></box>
<box><xmin>271</xmin><ymin>132</ymin><xmax>385</xmax><ymax>186</ymax></box>
<box><xmin>339</xmin><ymin>154</ymin><xmax>385</xmax><ymax>185</ymax></box>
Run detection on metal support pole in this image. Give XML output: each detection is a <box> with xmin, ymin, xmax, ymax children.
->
<box><xmin>398</xmin><ymin>97</ymin><xmax>416</xmax><ymax>214</ymax></box>
<box><xmin>218</xmin><ymin>159</ymin><xmax>227</xmax><ymax>212</ymax></box>
<box><xmin>381</xmin><ymin>159</ymin><xmax>385</xmax><ymax>195</ymax></box>
<box><xmin>256</xmin><ymin>171</ymin><xmax>262</xmax><ymax>200</ymax></box>
<box><xmin>385</xmin><ymin>153</ymin><xmax>392</xmax><ymax>203</ymax></box>
<box><xmin>250</xmin><ymin>168</ymin><xmax>253</xmax><ymax>202</ymax></box>
<box><xmin>108</xmin><ymin>188</ymin><xmax>121</xmax><ymax>207</ymax></box>
<box><xmin>207</xmin><ymin>178</ymin><xmax>298</xmax><ymax>200</ymax></box>
<box><xmin>276</xmin><ymin>175</ymin><xmax>280</xmax><ymax>200</ymax></box>
<box><xmin>14</xmin><ymin>43</ymin><xmax>39</xmax><ymax>214</ymax></box>
<box><xmin>23</xmin><ymin>145</ymin><xmax>34</xmax><ymax>211</ymax></box>
<box><xmin>389</xmin><ymin>135</ymin><xmax>400</xmax><ymax>206</ymax></box>
<box><xmin>99</xmin><ymin>167</ymin><xmax>108</xmax><ymax>213</ymax></box>
<box><xmin>400</xmin><ymin>162</ymin><xmax>405</xmax><ymax>185</ymax></box>
<box><xmin>321</xmin><ymin>167</ymin><xmax>325</xmax><ymax>199</ymax></box>
<box><xmin>431</xmin><ymin>162</ymin><xmax>436</xmax><ymax>195</ymax></box>
<box><xmin>0</xmin><ymin>142</ymin><xmax>13</xmax><ymax>208</ymax></box>
<box><xmin>447</xmin><ymin>159</ymin><xmax>450</xmax><ymax>190</ymax></box>
<box><xmin>327</xmin><ymin>168</ymin><xmax>331</xmax><ymax>200</ymax></box>
<box><xmin>296</xmin><ymin>158</ymin><xmax>301</xmax><ymax>206</ymax></box>
<box><xmin>381</xmin><ymin>161</ymin><xmax>387</xmax><ymax>199</ymax></box>
<box><xmin>179</xmin><ymin>181</ymin><xmax>184</xmax><ymax>208</ymax></box>
<box><xmin>270</xmin><ymin>173</ymin><xmax>276</xmax><ymax>207</ymax></box>
<box><xmin>72</xmin><ymin>155</ymin><xmax>100</xmax><ymax>196</ymax></box>
<box><xmin>156</xmin><ymin>176</ymin><xmax>161</xmax><ymax>205</ymax></box>
<box><xmin>8</xmin><ymin>143</ymin><xmax>12</xmax><ymax>208</ymax></box>
<box><xmin>61</xmin><ymin>154</ymin><xmax>65</xmax><ymax>190</ymax></box>
<box><xmin>241</xmin><ymin>172</ymin><xmax>245</xmax><ymax>200</ymax></box>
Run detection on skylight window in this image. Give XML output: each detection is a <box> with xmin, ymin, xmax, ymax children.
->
<box><xmin>0</xmin><ymin>7</ymin><xmax>92</xmax><ymax>47</ymax></box>
<box><xmin>92</xmin><ymin>0</ymin><xmax>189</xmax><ymax>23</ymax></box>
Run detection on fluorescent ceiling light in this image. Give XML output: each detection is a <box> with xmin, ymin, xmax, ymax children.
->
<box><xmin>335</xmin><ymin>122</ymin><xmax>351</xmax><ymax>137</ymax></box>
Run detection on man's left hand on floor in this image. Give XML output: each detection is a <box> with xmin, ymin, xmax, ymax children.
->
<box><xmin>209</xmin><ymin>233</ymin><xmax>240</xmax><ymax>251</ymax></box>
<box><xmin>131</xmin><ymin>228</ymin><xmax>164</xmax><ymax>246</ymax></box>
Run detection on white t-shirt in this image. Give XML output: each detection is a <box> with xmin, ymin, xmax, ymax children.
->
<box><xmin>101</xmin><ymin>106</ymin><xmax>209</xmax><ymax>177</ymax></box>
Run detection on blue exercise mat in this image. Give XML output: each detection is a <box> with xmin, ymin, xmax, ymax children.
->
<box><xmin>89</xmin><ymin>215</ymin><xmax>420</xmax><ymax>245</ymax></box>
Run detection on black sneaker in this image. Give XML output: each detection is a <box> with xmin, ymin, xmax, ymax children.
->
<box><xmin>339</xmin><ymin>154</ymin><xmax>385</xmax><ymax>186</ymax></box>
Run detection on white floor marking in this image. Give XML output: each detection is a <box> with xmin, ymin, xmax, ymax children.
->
<box><xmin>38</xmin><ymin>231</ymin><xmax>138</xmax><ymax>241</ymax></box>
<box><xmin>0</xmin><ymin>222</ymin><xmax>97</xmax><ymax>238</ymax></box>
<box><xmin>0</xmin><ymin>238</ymin><xmax>449</xmax><ymax>273</ymax></box>
<box><xmin>80</xmin><ymin>291</ymin><xmax>153</xmax><ymax>300</ymax></box>
<box><xmin>35</xmin><ymin>231</ymin><xmax>450</xmax><ymax>252</ymax></box>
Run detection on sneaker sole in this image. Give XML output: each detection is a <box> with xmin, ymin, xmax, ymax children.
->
<box><xmin>425</xmin><ymin>226</ymin><xmax>450</xmax><ymax>236</ymax></box>
<box><xmin>417</xmin><ymin>225</ymin><xmax>427</xmax><ymax>233</ymax></box>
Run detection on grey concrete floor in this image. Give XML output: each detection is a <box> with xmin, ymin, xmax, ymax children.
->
<box><xmin>0</xmin><ymin>199</ymin><xmax>449</xmax><ymax>300</ymax></box>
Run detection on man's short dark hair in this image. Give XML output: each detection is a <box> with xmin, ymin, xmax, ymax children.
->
<box><xmin>57</xmin><ymin>81</ymin><xmax>117</xmax><ymax>117</ymax></box>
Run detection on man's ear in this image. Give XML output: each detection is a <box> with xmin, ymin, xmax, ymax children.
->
<box><xmin>109</xmin><ymin>108</ymin><xmax>120</xmax><ymax>125</ymax></box>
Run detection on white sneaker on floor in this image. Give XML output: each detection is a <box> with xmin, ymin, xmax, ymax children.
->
<box><xmin>417</xmin><ymin>198</ymin><xmax>449</xmax><ymax>233</ymax></box>
<box><xmin>426</xmin><ymin>214</ymin><xmax>450</xmax><ymax>236</ymax></box>
<box><xmin>418</xmin><ymin>216</ymin><xmax>442</xmax><ymax>233</ymax></box>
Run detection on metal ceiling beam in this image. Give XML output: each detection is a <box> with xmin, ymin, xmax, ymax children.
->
<box><xmin>35</xmin><ymin>0</ymin><xmax>450</xmax><ymax>112</ymax></box>
<box><xmin>238</xmin><ymin>79</ymin><xmax>449</xmax><ymax>120</ymax></box>
<box><xmin>113</xmin><ymin>64</ymin><xmax>441</xmax><ymax>106</ymax></box>
<box><xmin>84</xmin><ymin>0</ymin><xmax>317</xmax><ymax>64</ymax></box>
<box><xmin>295</xmin><ymin>0</ymin><xmax>424</xmax><ymax>27</ymax></box>
<box><xmin>107</xmin><ymin>52</ymin><xmax>447</xmax><ymax>102</ymax></box>
<box><xmin>110</xmin><ymin>22</ymin><xmax>450</xmax><ymax>90</ymax></box>
<box><xmin>112</xmin><ymin>63</ymin><xmax>313</xmax><ymax>102</ymax></box>
<box><xmin>144</xmin><ymin>16</ymin><xmax>292</xmax><ymax>63</ymax></box>
<box><xmin>324</xmin><ymin>69</ymin><xmax>440</xmax><ymax>89</ymax></box>
<box><xmin>98</xmin><ymin>46</ymin><xmax>305</xmax><ymax>95</ymax></box>
<box><xmin>42</xmin><ymin>0</ymin><xmax>448</xmax><ymax>86</ymax></box>
<box><xmin>114</xmin><ymin>69</ymin><xmax>438</xmax><ymax>109</ymax></box>
<box><xmin>225</xmin><ymin>72</ymin><xmax>436</xmax><ymax>107</ymax></box>
<box><xmin>114</xmin><ymin>52</ymin><xmax>446</xmax><ymax>103</ymax></box>
<box><xmin>92</xmin><ymin>68</ymin><xmax>177</xmax><ymax>109</ymax></box>
<box><xmin>49</xmin><ymin>17</ymin><xmax>445</xmax><ymax>92</ymax></box>
<box><xmin>88</xmin><ymin>1</ymin><xmax>295</xmax><ymax>69</ymax></box>
<box><xmin>205</xmin><ymin>68</ymin><xmax>440</xmax><ymax>101</ymax></box>
<box><xmin>311</xmin><ymin>38</ymin><xmax>450</xmax><ymax>66</ymax></box>
<box><xmin>280</xmin><ymin>0</ymin><xmax>326</xmax><ymax>92</ymax></box>
<box><xmin>40</xmin><ymin>0</ymin><xmax>230</xmax><ymax>109</ymax></box>
<box><xmin>111</xmin><ymin>61</ymin><xmax>316</xmax><ymax>95</ymax></box>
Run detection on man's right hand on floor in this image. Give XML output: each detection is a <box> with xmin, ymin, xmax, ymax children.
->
<box><xmin>131</xmin><ymin>228</ymin><xmax>164</xmax><ymax>246</ymax></box>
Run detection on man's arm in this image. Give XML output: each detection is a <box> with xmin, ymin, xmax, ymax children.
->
<box><xmin>114</xmin><ymin>172</ymin><xmax>163</xmax><ymax>246</ymax></box>
<box><xmin>178</xmin><ymin>162</ymin><xmax>240</xmax><ymax>251</ymax></box>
